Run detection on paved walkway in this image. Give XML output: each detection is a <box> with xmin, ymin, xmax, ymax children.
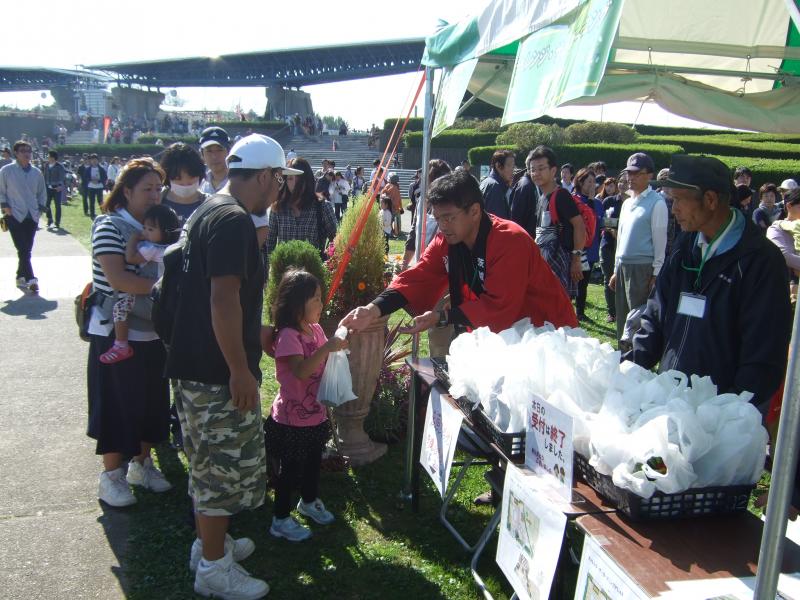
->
<box><xmin>0</xmin><ymin>223</ymin><xmax>128</xmax><ymax>599</ymax></box>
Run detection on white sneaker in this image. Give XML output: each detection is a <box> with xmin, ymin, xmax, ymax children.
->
<box><xmin>15</xmin><ymin>277</ymin><xmax>27</xmax><ymax>290</ymax></box>
<box><xmin>98</xmin><ymin>468</ymin><xmax>137</xmax><ymax>507</ymax></box>
<box><xmin>189</xmin><ymin>534</ymin><xmax>256</xmax><ymax>572</ymax></box>
<box><xmin>194</xmin><ymin>551</ymin><xmax>269</xmax><ymax>600</ymax></box>
<box><xmin>27</xmin><ymin>278</ymin><xmax>38</xmax><ymax>294</ymax></box>
<box><xmin>126</xmin><ymin>457</ymin><xmax>172</xmax><ymax>492</ymax></box>
<box><xmin>297</xmin><ymin>498</ymin><xmax>335</xmax><ymax>525</ymax></box>
<box><xmin>269</xmin><ymin>516</ymin><xmax>312</xmax><ymax>542</ymax></box>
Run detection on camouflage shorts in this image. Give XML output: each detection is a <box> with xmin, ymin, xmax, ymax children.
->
<box><xmin>173</xmin><ymin>380</ymin><xmax>266</xmax><ymax>516</ymax></box>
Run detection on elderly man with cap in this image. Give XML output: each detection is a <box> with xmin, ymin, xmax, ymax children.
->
<box><xmin>608</xmin><ymin>152</ymin><xmax>668</xmax><ymax>345</ymax></box>
<box><xmin>627</xmin><ymin>155</ymin><xmax>791</xmax><ymax>415</ymax></box>
<box><xmin>165</xmin><ymin>134</ymin><xmax>302</xmax><ymax>600</ymax></box>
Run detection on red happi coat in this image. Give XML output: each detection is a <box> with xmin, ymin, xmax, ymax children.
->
<box><xmin>390</xmin><ymin>214</ymin><xmax>578</xmax><ymax>332</ymax></box>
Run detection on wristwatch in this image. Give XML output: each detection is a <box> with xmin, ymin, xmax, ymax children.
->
<box><xmin>436</xmin><ymin>309</ymin><xmax>449</xmax><ymax>328</ymax></box>
<box><xmin>571</xmin><ymin>249</ymin><xmax>582</xmax><ymax>256</ymax></box>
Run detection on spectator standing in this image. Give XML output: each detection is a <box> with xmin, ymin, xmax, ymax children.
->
<box><xmin>198</xmin><ymin>127</ymin><xmax>231</xmax><ymax>195</ymax></box>
<box><xmin>608</xmin><ymin>152</ymin><xmax>668</xmax><ymax>344</ymax></box>
<box><xmin>560</xmin><ymin>163</ymin><xmax>575</xmax><ymax>193</ymax></box>
<box><xmin>0</xmin><ymin>140</ymin><xmax>46</xmax><ymax>292</ymax></box>
<box><xmin>767</xmin><ymin>190</ymin><xmax>800</xmax><ymax>281</ymax></box>
<box><xmin>479</xmin><ymin>149</ymin><xmax>515</xmax><ymax>219</ymax></box>
<box><xmin>510</xmin><ymin>150</ymin><xmax>540</xmax><ymax>237</ymax></box>
<box><xmin>106</xmin><ymin>157</ymin><xmax>122</xmax><ymax>187</ymax></box>
<box><xmin>734</xmin><ymin>166</ymin><xmax>757</xmax><ymax>203</ymax></box>
<box><xmin>352</xmin><ymin>166</ymin><xmax>366</xmax><ymax>197</ymax></box>
<box><xmin>85</xmin><ymin>154</ymin><xmax>108</xmax><ymax>219</ymax></box>
<box><xmin>87</xmin><ymin>158</ymin><xmax>172</xmax><ymax>509</ymax></box>
<box><xmin>159</xmin><ymin>142</ymin><xmax>208</xmax><ymax>227</ymax></box>
<box><xmin>532</xmin><ymin>146</ymin><xmax>586</xmax><ymax>298</ymax></box>
<box><xmin>267</xmin><ymin>158</ymin><xmax>337</xmax><ymax>261</ymax></box>
<box><xmin>332</xmin><ymin>171</ymin><xmax>351</xmax><ymax>221</ymax></box>
<box><xmin>735</xmin><ymin>184</ymin><xmax>755</xmax><ymax>222</ymax></box>
<box><xmin>165</xmin><ymin>135</ymin><xmax>294</xmax><ymax>599</ymax></box>
<box><xmin>0</xmin><ymin>147</ymin><xmax>12</xmax><ymax>168</ymax></box>
<box><xmin>753</xmin><ymin>183</ymin><xmax>783</xmax><ymax>231</ymax></box>
<box><xmin>43</xmin><ymin>150</ymin><xmax>66</xmax><ymax>230</ymax></box>
<box><xmin>382</xmin><ymin>172</ymin><xmax>403</xmax><ymax>236</ymax></box>
<box><xmin>573</xmin><ymin>168</ymin><xmax>603</xmax><ymax>320</ymax></box>
<box><xmin>599</xmin><ymin>174</ymin><xmax>627</xmax><ymax>322</ymax></box>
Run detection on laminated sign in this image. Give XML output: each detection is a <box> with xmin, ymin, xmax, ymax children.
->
<box><xmin>525</xmin><ymin>393</ymin><xmax>574</xmax><ymax>500</ymax></box>
<box><xmin>420</xmin><ymin>388</ymin><xmax>463</xmax><ymax>498</ymax></box>
<box><xmin>497</xmin><ymin>464</ymin><xmax>567</xmax><ymax>600</ymax></box>
<box><xmin>574</xmin><ymin>536</ymin><xmax>648</xmax><ymax>600</ymax></box>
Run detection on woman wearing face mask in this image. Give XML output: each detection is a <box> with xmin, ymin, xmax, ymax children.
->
<box><xmin>158</xmin><ymin>142</ymin><xmax>208</xmax><ymax>227</ymax></box>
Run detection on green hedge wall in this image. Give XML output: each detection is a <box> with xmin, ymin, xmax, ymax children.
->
<box><xmin>638</xmin><ymin>135</ymin><xmax>800</xmax><ymax>160</ymax></box>
<box><xmin>54</xmin><ymin>144</ymin><xmax>164</xmax><ymax>157</ymax></box>
<box><xmin>384</xmin><ymin>117</ymin><xmax>424</xmax><ymax>132</ymax></box>
<box><xmin>137</xmin><ymin>134</ymin><xmax>198</xmax><ymax>145</ymax></box>
<box><xmin>208</xmin><ymin>120</ymin><xmax>285</xmax><ymax>130</ymax></box>
<box><xmin>468</xmin><ymin>143</ymin><xmax>685</xmax><ymax>172</ymax></box>
<box><xmin>632</xmin><ymin>124</ymin><xmax>737</xmax><ymax>136</ymax></box>
<box><xmin>404</xmin><ymin>129</ymin><xmax>500</xmax><ymax>148</ymax></box>
<box><xmin>711</xmin><ymin>155</ymin><xmax>800</xmax><ymax>190</ymax></box>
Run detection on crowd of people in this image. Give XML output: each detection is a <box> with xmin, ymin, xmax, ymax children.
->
<box><xmin>3</xmin><ymin>120</ymin><xmax>800</xmax><ymax>598</ymax></box>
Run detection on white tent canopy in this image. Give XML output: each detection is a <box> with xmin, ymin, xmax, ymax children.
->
<box><xmin>423</xmin><ymin>0</ymin><xmax>800</xmax><ymax>133</ymax></box>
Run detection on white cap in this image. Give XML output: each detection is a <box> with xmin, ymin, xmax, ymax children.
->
<box><xmin>779</xmin><ymin>178</ymin><xmax>799</xmax><ymax>191</ymax></box>
<box><xmin>226</xmin><ymin>134</ymin><xmax>302</xmax><ymax>175</ymax></box>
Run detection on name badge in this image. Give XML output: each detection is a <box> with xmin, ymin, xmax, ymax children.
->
<box><xmin>678</xmin><ymin>293</ymin><xmax>706</xmax><ymax>318</ymax></box>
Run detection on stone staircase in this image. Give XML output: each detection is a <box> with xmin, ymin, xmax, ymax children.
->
<box><xmin>65</xmin><ymin>130</ymin><xmax>98</xmax><ymax>145</ymax></box>
<box><xmin>283</xmin><ymin>134</ymin><xmax>417</xmax><ymax>196</ymax></box>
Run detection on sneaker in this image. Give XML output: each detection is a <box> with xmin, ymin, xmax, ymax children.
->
<box><xmin>98</xmin><ymin>468</ymin><xmax>137</xmax><ymax>507</ymax></box>
<box><xmin>15</xmin><ymin>277</ymin><xmax>27</xmax><ymax>290</ymax></box>
<box><xmin>297</xmin><ymin>498</ymin><xmax>334</xmax><ymax>525</ymax></box>
<box><xmin>126</xmin><ymin>457</ymin><xmax>172</xmax><ymax>492</ymax></box>
<box><xmin>606</xmin><ymin>314</ymin><xmax>616</xmax><ymax>323</ymax></box>
<box><xmin>190</xmin><ymin>534</ymin><xmax>256</xmax><ymax>573</ymax></box>
<box><xmin>27</xmin><ymin>278</ymin><xmax>39</xmax><ymax>294</ymax></box>
<box><xmin>269</xmin><ymin>516</ymin><xmax>312</xmax><ymax>542</ymax></box>
<box><xmin>194</xmin><ymin>551</ymin><xmax>269</xmax><ymax>600</ymax></box>
<box><xmin>99</xmin><ymin>344</ymin><xmax>134</xmax><ymax>364</ymax></box>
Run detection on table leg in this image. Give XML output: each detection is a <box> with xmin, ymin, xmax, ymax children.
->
<box><xmin>401</xmin><ymin>370</ymin><xmax>424</xmax><ymax>511</ymax></box>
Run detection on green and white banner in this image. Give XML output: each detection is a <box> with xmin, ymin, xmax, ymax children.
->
<box><xmin>502</xmin><ymin>0</ymin><xmax>623</xmax><ymax>125</ymax></box>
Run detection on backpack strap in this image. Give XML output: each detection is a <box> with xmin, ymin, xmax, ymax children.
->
<box><xmin>548</xmin><ymin>190</ymin><xmax>560</xmax><ymax>225</ymax></box>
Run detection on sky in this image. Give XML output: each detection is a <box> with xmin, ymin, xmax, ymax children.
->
<box><xmin>1</xmin><ymin>0</ymin><xmax>718</xmax><ymax>130</ymax></box>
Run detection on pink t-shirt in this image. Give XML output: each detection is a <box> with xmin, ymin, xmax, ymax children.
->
<box><xmin>272</xmin><ymin>324</ymin><xmax>328</xmax><ymax>427</ymax></box>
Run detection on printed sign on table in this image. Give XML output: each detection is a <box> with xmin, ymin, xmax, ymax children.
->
<box><xmin>497</xmin><ymin>463</ymin><xmax>568</xmax><ymax>600</ymax></box>
<box><xmin>420</xmin><ymin>387</ymin><xmax>464</xmax><ymax>498</ymax></box>
<box><xmin>525</xmin><ymin>393</ymin><xmax>574</xmax><ymax>500</ymax></box>
<box><xmin>574</xmin><ymin>536</ymin><xmax>649</xmax><ymax>600</ymax></box>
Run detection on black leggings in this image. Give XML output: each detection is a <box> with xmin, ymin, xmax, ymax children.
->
<box><xmin>274</xmin><ymin>449</ymin><xmax>322</xmax><ymax>519</ymax></box>
<box><xmin>87</xmin><ymin>188</ymin><xmax>103</xmax><ymax>218</ymax></box>
<box><xmin>575</xmin><ymin>261</ymin><xmax>595</xmax><ymax>316</ymax></box>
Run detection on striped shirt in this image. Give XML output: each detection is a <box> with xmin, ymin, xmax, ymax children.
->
<box><xmin>91</xmin><ymin>217</ymin><xmax>135</xmax><ymax>295</ymax></box>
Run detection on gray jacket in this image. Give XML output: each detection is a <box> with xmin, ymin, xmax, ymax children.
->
<box><xmin>0</xmin><ymin>161</ymin><xmax>46</xmax><ymax>223</ymax></box>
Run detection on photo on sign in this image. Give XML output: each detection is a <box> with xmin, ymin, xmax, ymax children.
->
<box><xmin>506</xmin><ymin>491</ymin><xmax>540</xmax><ymax>554</ymax></box>
<box><xmin>584</xmin><ymin>573</ymin><xmax>613</xmax><ymax>600</ymax></box>
<box><xmin>514</xmin><ymin>553</ymin><xmax>540</xmax><ymax>600</ymax></box>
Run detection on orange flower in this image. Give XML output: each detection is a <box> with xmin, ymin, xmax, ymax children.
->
<box><xmin>357</xmin><ymin>281</ymin><xmax>366</xmax><ymax>291</ymax></box>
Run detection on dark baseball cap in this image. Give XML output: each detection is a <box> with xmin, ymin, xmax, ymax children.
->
<box><xmin>652</xmin><ymin>155</ymin><xmax>732</xmax><ymax>194</ymax></box>
<box><xmin>624</xmin><ymin>152</ymin><xmax>655</xmax><ymax>173</ymax></box>
<box><xmin>199</xmin><ymin>126</ymin><xmax>230</xmax><ymax>149</ymax></box>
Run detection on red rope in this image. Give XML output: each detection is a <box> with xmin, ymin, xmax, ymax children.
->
<box><xmin>325</xmin><ymin>70</ymin><xmax>427</xmax><ymax>305</ymax></box>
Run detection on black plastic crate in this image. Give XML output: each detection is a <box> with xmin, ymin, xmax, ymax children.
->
<box><xmin>430</xmin><ymin>357</ymin><xmax>450</xmax><ymax>389</ymax></box>
<box><xmin>574</xmin><ymin>453</ymin><xmax>754</xmax><ymax>520</ymax></box>
<box><xmin>472</xmin><ymin>407</ymin><xmax>526</xmax><ymax>463</ymax></box>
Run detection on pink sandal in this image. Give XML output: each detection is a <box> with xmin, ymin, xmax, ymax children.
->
<box><xmin>100</xmin><ymin>344</ymin><xmax>134</xmax><ymax>365</ymax></box>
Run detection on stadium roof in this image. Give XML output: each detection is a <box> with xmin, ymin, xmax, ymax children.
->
<box><xmin>88</xmin><ymin>39</ymin><xmax>426</xmax><ymax>88</ymax></box>
<box><xmin>0</xmin><ymin>67</ymin><xmax>109</xmax><ymax>91</ymax></box>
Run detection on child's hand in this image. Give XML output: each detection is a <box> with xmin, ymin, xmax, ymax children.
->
<box><xmin>261</xmin><ymin>325</ymin><xmax>276</xmax><ymax>357</ymax></box>
<box><xmin>325</xmin><ymin>335</ymin><xmax>349</xmax><ymax>353</ymax></box>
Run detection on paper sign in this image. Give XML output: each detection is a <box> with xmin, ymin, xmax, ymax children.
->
<box><xmin>420</xmin><ymin>388</ymin><xmax>464</xmax><ymax>498</ymax></box>
<box><xmin>525</xmin><ymin>393</ymin><xmax>574</xmax><ymax>500</ymax></box>
<box><xmin>574</xmin><ymin>536</ymin><xmax>649</xmax><ymax>600</ymax></box>
<box><xmin>497</xmin><ymin>463</ymin><xmax>568</xmax><ymax>600</ymax></box>
<box><xmin>653</xmin><ymin>573</ymin><xmax>800</xmax><ymax>599</ymax></box>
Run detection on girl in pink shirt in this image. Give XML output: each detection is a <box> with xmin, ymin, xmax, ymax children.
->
<box><xmin>265</xmin><ymin>269</ymin><xmax>348</xmax><ymax>542</ymax></box>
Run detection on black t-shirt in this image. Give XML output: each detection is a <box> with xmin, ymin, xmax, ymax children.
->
<box><xmin>537</xmin><ymin>187</ymin><xmax>580</xmax><ymax>250</ymax></box>
<box><xmin>165</xmin><ymin>196</ymin><xmax>265</xmax><ymax>385</ymax></box>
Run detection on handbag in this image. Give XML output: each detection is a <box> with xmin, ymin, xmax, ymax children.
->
<box><xmin>0</xmin><ymin>216</ymin><xmax>7</xmax><ymax>233</ymax></box>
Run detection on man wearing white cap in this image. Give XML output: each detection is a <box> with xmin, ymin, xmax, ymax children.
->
<box><xmin>165</xmin><ymin>134</ymin><xmax>301</xmax><ymax>599</ymax></box>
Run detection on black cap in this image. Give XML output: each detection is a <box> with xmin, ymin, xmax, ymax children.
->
<box><xmin>199</xmin><ymin>126</ymin><xmax>230</xmax><ymax>149</ymax></box>
<box><xmin>624</xmin><ymin>152</ymin><xmax>655</xmax><ymax>173</ymax></box>
<box><xmin>653</xmin><ymin>155</ymin><xmax>732</xmax><ymax>194</ymax></box>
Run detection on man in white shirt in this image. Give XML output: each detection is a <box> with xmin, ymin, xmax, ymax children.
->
<box><xmin>608</xmin><ymin>153</ymin><xmax>668</xmax><ymax>344</ymax></box>
<box><xmin>198</xmin><ymin>127</ymin><xmax>231</xmax><ymax>195</ymax></box>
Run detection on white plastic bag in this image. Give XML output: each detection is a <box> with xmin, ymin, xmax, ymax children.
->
<box><xmin>317</xmin><ymin>327</ymin><xmax>357</xmax><ymax>408</ymax></box>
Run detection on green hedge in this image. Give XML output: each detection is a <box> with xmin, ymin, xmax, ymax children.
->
<box><xmin>208</xmin><ymin>120</ymin><xmax>285</xmax><ymax>130</ymax></box>
<box><xmin>638</xmin><ymin>135</ymin><xmax>800</xmax><ymax>160</ymax></box>
<box><xmin>137</xmin><ymin>134</ymin><xmax>198</xmax><ymax>145</ymax></box>
<box><xmin>633</xmin><ymin>124</ymin><xmax>737</xmax><ymax>136</ymax></box>
<box><xmin>404</xmin><ymin>129</ymin><xmax>500</xmax><ymax>148</ymax></box>
<box><xmin>54</xmin><ymin>144</ymin><xmax>164</xmax><ymax>157</ymax></box>
<box><xmin>468</xmin><ymin>143</ymin><xmax>684</xmax><ymax>172</ymax></box>
<box><xmin>384</xmin><ymin>117</ymin><xmax>424</xmax><ymax>132</ymax></box>
<box><xmin>711</xmin><ymin>155</ymin><xmax>800</xmax><ymax>191</ymax></box>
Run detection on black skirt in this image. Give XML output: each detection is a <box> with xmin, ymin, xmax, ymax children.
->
<box><xmin>263</xmin><ymin>416</ymin><xmax>331</xmax><ymax>462</ymax></box>
<box><xmin>87</xmin><ymin>334</ymin><xmax>170</xmax><ymax>456</ymax></box>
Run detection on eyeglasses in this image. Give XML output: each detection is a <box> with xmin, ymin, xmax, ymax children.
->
<box><xmin>432</xmin><ymin>212</ymin><xmax>461</xmax><ymax>226</ymax></box>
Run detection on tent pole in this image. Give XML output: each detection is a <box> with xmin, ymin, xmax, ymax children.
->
<box><xmin>754</xmin><ymin>300</ymin><xmax>800</xmax><ymax>599</ymax></box>
<box><xmin>401</xmin><ymin>66</ymin><xmax>435</xmax><ymax>502</ymax></box>
<box><xmin>786</xmin><ymin>0</ymin><xmax>800</xmax><ymax>32</ymax></box>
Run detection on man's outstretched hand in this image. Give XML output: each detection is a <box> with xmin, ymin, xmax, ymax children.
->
<box><xmin>398</xmin><ymin>311</ymin><xmax>439</xmax><ymax>335</ymax></box>
<box><xmin>340</xmin><ymin>304</ymin><xmax>380</xmax><ymax>332</ymax></box>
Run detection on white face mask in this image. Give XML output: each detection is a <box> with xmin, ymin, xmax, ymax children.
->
<box><xmin>170</xmin><ymin>181</ymin><xmax>200</xmax><ymax>198</ymax></box>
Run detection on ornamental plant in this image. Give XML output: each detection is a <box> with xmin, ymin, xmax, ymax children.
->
<box><xmin>324</xmin><ymin>194</ymin><xmax>386</xmax><ymax>321</ymax></box>
<box><xmin>266</xmin><ymin>239</ymin><xmax>329</xmax><ymax>323</ymax></box>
